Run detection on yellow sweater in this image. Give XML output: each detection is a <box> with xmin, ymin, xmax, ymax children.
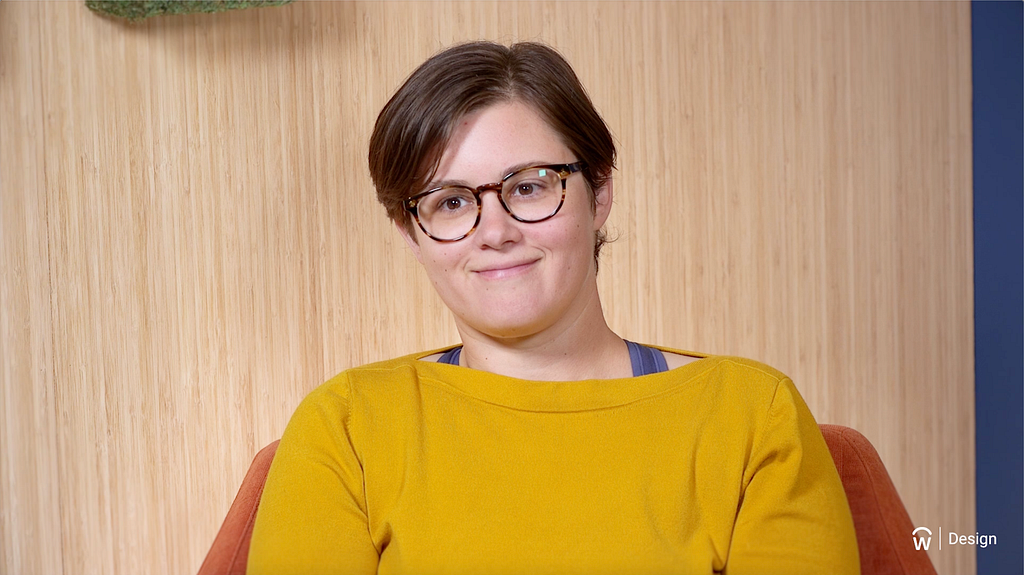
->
<box><xmin>248</xmin><ymin>348</ymin><xmax>860</xmax><ymax>575</ymax></box>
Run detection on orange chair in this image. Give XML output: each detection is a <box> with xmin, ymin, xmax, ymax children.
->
<box><xmin>818</xmin><ymin>424</ymin><xmax>938</xmax><ymax>575</ymax></box>
<box><xmin>197</xmin><ymin>426</ymin><xmax>937</xmax><ymax>575</ymax></box>
<box><xmin>198</xmin><ymin>441</ymin><xmax>280</xmax><ymax>575</ymax></box>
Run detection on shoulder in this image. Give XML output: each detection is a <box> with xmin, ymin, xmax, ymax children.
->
<box><xmin>340</xmin><ymin>351</ymin><xmax>443</xmax><ymax>387</ymax></box>
<box><xmin>695</xmin><ymin>358</ymin><xmax>825</xmax><ymax>453</ymax></box>
<box><xmin>290</xmin><ymin>354</ymin><xmax>415</xmax><ymax>410</ymax></box>
<box><xmin>654</xmin><ymin>345</ymin><xmax>794</xmax><ymax>394</ymax></box>
<box><xmin>651</xmin><ymin>344</ymin><xmax>789</xmax><ymax>378</ymax></box>
<box><xmin>704</xmin><ymin>355</ymin><xmax>801</xmax><ymax>412</ymax></box>
<box><xmin>654</xmin><ymin>350</ymin><xmax>802</xmax><ymax>423</ymax></box>
<box><xmin>283</xmin><ymin>353</ymin><xmax>436</xmax><ymax>441</ymax></box>
<box><xmin>345</xmin><ymin>346</ymin><xmax>461</xmax><ymax>376</ymax></box>
<box><xmin>314</xmin><ymin>350</ymin><xmax>441</xmax><ymax>389</ymax></box>
<box><xmin>704</xmin><ymin>355</ymin><xmax>792</xmax><ymax>385</ymax></box>
<box><xmin>298</xmin><ymin>349</ymin><xmax>459</xmax><ymax>410</ymax></box>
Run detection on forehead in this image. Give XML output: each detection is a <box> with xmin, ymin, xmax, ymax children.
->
<box><xmin>431</xmin><ymin>101</ymin><xmax>573</xmax><ymax>183</ymax></box>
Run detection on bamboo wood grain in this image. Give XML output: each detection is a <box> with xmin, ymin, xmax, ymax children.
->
<box><xmin>0</xmin><ymin>2</ymin><xmax>974</xmax><ymax>574</ymax></box>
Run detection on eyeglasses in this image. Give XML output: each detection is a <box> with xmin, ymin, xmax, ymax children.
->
<box><xmin>404</xmin><ymin>162</ymin><xmax>585</xmax><ymax>242</ymax></box>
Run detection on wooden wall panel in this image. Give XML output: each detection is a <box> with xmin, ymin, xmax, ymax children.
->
<box><xmin>0</xmin><ymin>2</ymin><xmax>974</xmax><ymax>574</ymax></box>
<box><xmin>0</xmin><ymin>5</ymin><xmax>63</xmax><ymax>575</ymax></box>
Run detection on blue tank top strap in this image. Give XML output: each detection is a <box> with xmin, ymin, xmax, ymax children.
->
<box><xmin>438</xmin><ymin>342</ymin><xmax>668</xmax><ymax>376</ymax></box>
<box><xmin>437</xmin><ymin>346</ymin><xmax>461</xmax><ymax>366</ymax></box>
<box><xmin>625</xmin><ymin>340</ymin><xmax>669</xmax><ymax>376</ymax></box>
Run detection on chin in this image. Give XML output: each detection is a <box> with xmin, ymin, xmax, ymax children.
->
<box><xmin>465</xmin><ymin>309</ymin><xmax>551</xmax><ymax>340</ymax></box>
<box><xmin>477</xmin><ymin>319</ymin><xmax>544</xmax><ymax>340</ymax></box>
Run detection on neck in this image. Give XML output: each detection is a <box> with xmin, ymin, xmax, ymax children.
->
<box><xmin>453</xmin><ymin>285</ymin><xmax>631</xmax><ymax>381</ymax></box>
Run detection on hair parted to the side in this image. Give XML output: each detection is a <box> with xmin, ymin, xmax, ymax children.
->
<box><xmin>368</xmin><ymin>41</ymin><xmax>616</xmax><ymax>266</ymax></box>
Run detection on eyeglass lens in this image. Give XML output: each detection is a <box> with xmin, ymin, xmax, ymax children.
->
<box><xmin>416</xmin><ymin>167</ymin><xmax>564</xmax><ymax>240</ymax></box>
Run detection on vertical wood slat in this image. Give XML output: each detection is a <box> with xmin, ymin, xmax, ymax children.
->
<box><xmin>0</xmin><ymin>2</ymin><xmax>974</xmax><ymax>574</ymax></box>
<box><xmin>1</xmin><ymin>3</ymin><xmax>64</xmax><ymax>575</ymax></box>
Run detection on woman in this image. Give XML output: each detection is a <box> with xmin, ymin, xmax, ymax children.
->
<box><xmin>248</xmin><ymin>41</ymin><xmax>859</xmax><ymax>575</ymax></box>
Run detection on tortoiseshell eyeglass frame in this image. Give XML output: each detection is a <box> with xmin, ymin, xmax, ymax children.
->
<box><xmin>404</xmin><ymin>162</ymin><xmax>585</xmax><ymax>243</ymax></box>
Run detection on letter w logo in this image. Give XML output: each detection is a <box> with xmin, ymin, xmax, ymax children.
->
<box><xmin>912</xmin><ymin>527</ymin><xmax>933</xmax><ymax>551</ymax></box>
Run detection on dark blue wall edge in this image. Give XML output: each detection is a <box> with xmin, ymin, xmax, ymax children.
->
<box><xmin>971</xmin><ymin>2</ymin><xmax>1023</xmax><ymax>575</ymax></box>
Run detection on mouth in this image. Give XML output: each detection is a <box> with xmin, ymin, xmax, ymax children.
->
<box><xmin>473</xmin><ymin>259</ymin><xmax>540</xmax><ymax>280</ymax></box>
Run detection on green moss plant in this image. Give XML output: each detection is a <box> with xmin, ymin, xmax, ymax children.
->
<box><xmin>86</xmin><ymin>0</ymin><xmax>294</xmax><ymax>22</ymax></box>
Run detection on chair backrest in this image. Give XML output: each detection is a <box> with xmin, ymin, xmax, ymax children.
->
<box><xmin>197</xmin><ymin>440</ymin><xmax>280</xmax><ymax>575</ymax></box>
<box><xmin>818</xmin><ymin>424</ymin><xmax>937</xmax><ymax>575</ymax></box>
<box><xmin>198</xmin><ymin>426</ymin><xmax>937</xmax><ymax>575</ymax></box>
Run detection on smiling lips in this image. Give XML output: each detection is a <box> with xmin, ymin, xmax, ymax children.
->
<box><xmin>473</xmin><ymin>259</ymin><xmax>540</xmax><ymax>280</ymax></box>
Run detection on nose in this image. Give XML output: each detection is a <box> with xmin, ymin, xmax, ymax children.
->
<box><xmin>474</xmin><ymin>190</ymin><xmax>522</xmax><ymax>249</ymax></box>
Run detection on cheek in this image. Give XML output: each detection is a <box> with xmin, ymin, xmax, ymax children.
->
<box><xmin>422</xmin><ymin>250</ymin><xmax>461</xmax><ymax>296</ymax></box>
<box><xmin>424</xmin><ymin>247</ymin><xmax>456</xmax><ymax>273</ymax></box>
<box><xmin>549</xmin><ymin>220</ymin><xmax>591</xmax><ymax>269</ymax></box>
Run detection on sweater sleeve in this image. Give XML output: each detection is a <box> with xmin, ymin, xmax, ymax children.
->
<box><xmin>724</xmin><ymin>377</ymin><xmax>861</xmax><ymax>575</ymax></box>
<box><xmin>247</xmin><ymin>375</ymin><xmax>379</xmax><ymax>575</ymax></box>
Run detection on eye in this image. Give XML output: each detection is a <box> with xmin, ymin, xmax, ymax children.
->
<box><xmin>428</xmin><ymin>189</ymin><xmax>476</xmax><ymax>216</ymax></box>
<box><xmin>515</xmin><ymin>182</ymin><xmax>540</xmax><ymax>196</ymax></box>
<box><xmin>508</xmin><ymin>179</ymin><xmax>555</xmax><ymax>201</ymax></box>
<box><xmin>442</xmin><ymin>196</ymin><xmax>466</xmax><ymax>210</ymax></box>
<box><xmin>505</xmin><ymin>167</ymin><xmax>560</xmax><ymax>201</ymax></box>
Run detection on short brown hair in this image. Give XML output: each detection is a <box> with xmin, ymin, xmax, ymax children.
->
<box><xmin>368</xmin><ymin>41</ymin><xmax>616</xmax><ymax>262</ymax></box>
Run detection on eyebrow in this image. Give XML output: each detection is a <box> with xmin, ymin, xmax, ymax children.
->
<box><xmin>426</xmin><ymin>160</ymin><xmax>555</xmax><ymax>190</ymax></box>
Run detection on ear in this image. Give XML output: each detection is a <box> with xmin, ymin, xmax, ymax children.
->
<box><xmin>395</xmin><ymin>221</ymin><xmax>423</xmax><ymax>264</ymax></box>
<box><xmin>592</xmin><ymin>178</ymin><xmax>613</xmax><ymax>230</ymax></box>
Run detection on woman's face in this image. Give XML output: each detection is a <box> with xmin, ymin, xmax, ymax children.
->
<box><xmin>397</xmin><ymin>100</ymin><xmax>612</xmax><ymax>340</ymax></box>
